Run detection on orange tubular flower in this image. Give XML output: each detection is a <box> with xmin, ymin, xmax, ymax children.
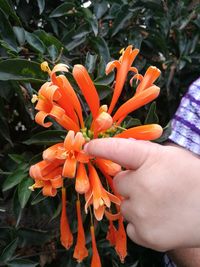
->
<box><xmin>29</xmin><ymin>159</ymin><xmax>63</xmax><ymax>196</ymax></box>
<box><xmin>85</xmin><ymin>163</ymin><xmax>121</xmax><ymax>221</ymax></box>
<box><xmin>42</xmin><ymin>130</ymin><xmax>88</xmax><ymax>178</ymax></box>
<box><xmin>90</xmin><ymin>226</ymin><xmax>101</xmax><ymax>267</ymax></box>
<box><xmin>131</xmin><ymin>66</ymin><xmax>161</xmax><ymax>95</ymax></box>
<box><xmin>30</xmin><ymin>46</ymin><xmax>164</xmax><ymax>264</ymax></box>
<box><xmin>115</xmin><ymin>124</ymin><xmax>163</xmax><ymax>140</ymax></box>
<box><xmin>75</xmin><ymin>163</ymin><xmax>90</xmax><ymax>194</ymax></box>
<box><xmin>106</xmin><ymin>45</ymin><xmax>139</xmax><ymax>114</ymax></box>
<box><xmin>73</xmin><ymin>200</ymin><xmax>88</xmax><ymax>262</ymax></box>
<box><xmin>73</xmin><ymin>64</ymin><xmax>100</xmax><ymax>119</ymax></box>
<box><xmin>115</xmin><ymin>216</ymin><xmax>127</xmax><ymax>263</ymax></box>
<box><xmin>35</xmin><ymin>62</ymin><xmax>81</xmax><ymax>132</ymax></box>
<box><xmin>94</xmin><ymin>158</ymin><xmax>121</xmax><ymax>176</ymax></box>
<box><xmin>113</xmin><ymin>85</ymin><xmax>160</xmax><ymax>123</ymax></box>
<box><xmin>60</xmin><ymin>187</ymin><xmax>73</xmax><ymax>250</ymax></box>
<box><xmin>106</xmin><ymin>220</ymin><xmax>117</xmax><ymax>246</ymax></box>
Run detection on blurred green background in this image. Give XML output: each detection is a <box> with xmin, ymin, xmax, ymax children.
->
<box><xmin>0</xmin><ymin>0</ymin><xmax>200</xmax><ymax>266</ymax></box>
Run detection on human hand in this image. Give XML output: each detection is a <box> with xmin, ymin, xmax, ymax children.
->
<box><xmin>84</xmin><ymin>138</ymin><xmax>200</xmax><ymax>251</ymax></box>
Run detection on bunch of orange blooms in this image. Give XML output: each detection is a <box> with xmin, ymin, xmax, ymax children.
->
<box><xmin>29</xmin><ymin>46</ymin><xmax>162</xmax><ymax>266</ymax></box>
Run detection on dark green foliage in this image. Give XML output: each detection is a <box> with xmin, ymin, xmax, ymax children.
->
<box><xmin>0</xmin><ymin>0</ymin><xmax>200</xmax><ymax>266</ymax></box>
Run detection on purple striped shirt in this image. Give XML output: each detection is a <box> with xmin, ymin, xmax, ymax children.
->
<box><xmin>169</xmin><ymin>77</ymin><xmax>200</xmax><ymax>155</ymax></box>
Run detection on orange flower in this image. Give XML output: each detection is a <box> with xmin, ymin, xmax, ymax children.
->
<box><xmin>35</xmin><ymin>62</ymin><xmax>83</xmax><ymax>132</ymax></box>
<box><xmin>90</xmin><ymin>226</ymin><xmax>101</xmax><ymax>267</ymax></box>
<box><xmin>115</xmin><ymin>216</ymin><xmax>127</xmax><ymax>263</ymax></box>
<box><xmin>115</xmin><ymin>124</ymin><xmax>163</xmax><ymax>140</ymax></box>
<box><xmin>30</xmin><ymin>47</ymin><xmax>164</xmax><ymax>265</ymax></box>
<box><xmin>131</xmin><ymin>65</ymin><xmax>161</xmax><ymax>95</ymax></box>
<box><xmin>106</xmin><ymin>45</ymin><xmax>139</xmax><ymax>114</ymax></box>
<box><xmin>85</xmin><ymin>163</ymin><xmax>121</xmax><ymax>221</ymax></box>
<box><xmin>75</xmin><ymin>163</ymin><xmax>90</xmax><ymax>194</ymax></box>
<box><xmin>94</xmin><ymin>158</ymin><xmax>121</xmax><ymax>176</ymax></box>
<box><xmin>42</xmin><ymin>130</ymin><xmax>88</xmax><ymax>178</ymax></box>
<box><xmin>60</xmin><ymin>187</ymin><xmax>73</xmax><ymax>249</ymax></box>
<box><xmin>113</xmin><ymin>85</ymin><xmax>160</xmax><ymax>123</ymax></box>
<box><xmin>73</xmin><ymin>64</ymin><xmax>100</xmax><ymax>119</ymax></box>
<box><xmin>73</xmin><ymin>200</ymin><xmax>88</xmax><ymax>262</ymax></box>
<box><xmin>106</xmin><ymin>220</ymin><xmax>117</xmax><ymax>246</ymax></box>
<box><xmin>29</xmin><ymin>159</ymin><xmax>63</xmax><ymax>196</ymax></box>
<box><xmin>91</xmin><ymin>105</ymin><xmax>113</xmax><ymax>137</ymax></box>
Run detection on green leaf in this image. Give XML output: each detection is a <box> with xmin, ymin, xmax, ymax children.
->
<box><xmin>24</xmin><ymin>130</ymin><xmax>67</xmax><ymax>145</ymax></box>
<box><xmin>0</xmin><ymin>238</ymin><xmax>18</xmax><ymax>263</ymax></box>
<box><xmin>3</xmin><ymin>168</ymin><xmax>28</xmax><ymax>191</ymax></box>
<box><xmin>0</xmin><ymin>59</ymin><xmax>46</xmax><ymax>82</ymax></box>
<box><xmin>85</xmin><ymin>52</ymin><xmax>97</xmax><ymax>73</ymax></box>
<box><xmin>123</xmin><ymin>116</ymin><xmax>142</xmax><ymax>128</ymax></box>
<box><xmin>144</xmin><ymin>102</ymin><xmax>159</xmax><ymax>124</ymax></box>
<box><xmin>95</xmin><ymin>72</ymin><xmax>115</xmax><ymax>85</ymax></box>
<box><xmin>7</xmin><ymin>259</ymin><xmax>38</xmax><ymax>267</ymax></box>
<box><xmin>96</xmin><ymin>84</ymin><xmax>111</xmax><ymax>100</ymax></box>
<box><xmin>0</xmin><ymin>7</ymin><xmax>18</xmax><ymax>51</ymax></box>
<box><xmin>0</xmin><ymin>0</ymin><xmax>21</xmax><ymax>25</ymax></box>
<box><xmin>49</xmin><ymin>203</ymin><xmax>61</xmax><ymax>222</ymax></box>
<box><xmin>111</xmin><ymin>5</ymin><xmax>133</xmax><ymax>37</ymax></box>
<box><xmin>13</xmin><ymin>26</ymin><xmax>25</xmax><ymax>46</ymax></box>
<box><xmin>0</xmin><ymin>111</ymin><xmax>12</xmax><ymax>146</ymax></box>
<box><xmin>90</xmin><ymin>36</ymin><xmax>110</xmax><ymax>63</ymax></box>
<box><xmin>47</xmin><ymin>44</ymin><xmax>58</xmax><ymax>62</ymax></box>
<box><xmin>31</xmin><ymin>190</ymin><xmax>47</xmax><ymax>205</ymax></box>
<box><xmin>81</xmin><ymin>7</ymin><xmax>98</xmax><ymax>36</ymax></box>
<box><xmin>34</xmin><ymin>30</ymin><xmax>64</xmax><ymax>52</ymax></box>
<box><xmin>17</xmin><ymin>229</ymin><xmax>52</xmax><ymax>246</ymax></box>
<box><xmin>25</xmin><ymin>31</ymin><xmax>45</xmax><ymax>54</ymax></box>
<box><xmin>49</xmin><ymin>3</ymin><xmax>75</xmax><ymax>18</ymax></box>
<box><xmin>37</xmin><ymin>0</ymin><xmax>45</xmax><ymax>15</ymax></box>
<box><xmin>18</xmin><ymin>178</ymin><xmax>33</xmax><ymax>209</ymax></box>
<box><xmin>8</xmin><ymin>154</ymin><xmax>25</xmax><ymax>164</ymax></box>
<box><xmin>94</xmin><ymin>1</ymin><xmax>108</xmax><ymax>19</ymax></box>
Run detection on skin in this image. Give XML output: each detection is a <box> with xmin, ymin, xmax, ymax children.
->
<box><xmin>84</xmin><ymin>138</ymin><xmax>200</xmax><ymax>252</ymax></box>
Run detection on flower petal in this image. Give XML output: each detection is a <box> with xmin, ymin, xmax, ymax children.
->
<box><xmin>113</xmin><ymin>85</ymin><xmax>160</xmax><ymax>122</ymax></box>
<box><xmin>75</xmin><ymin>163</ymin><xmax>90</xmax><ymax>194</ymax></box>
<box><xmin>60</xmin><ymin>188</ymin><xmax>73</xmax><ymax>249</ymax></box>
<box><xmin>94</xmin><ymin>205</ymin><xmax>105</xmax><ymax>221</ymax></box>
<box><xmin>115</xmin><ymin>124</ymin><xmax>163</xmax><ymax>140</ymax></box>
<box><xmin>136</xmin><ymin>66</ymin><xmax>161</xmax><ymax>94</ymax></box>
<box><xmin>90</xmin><ymin>226</ymin><xmax>101</xmax><ymax>267</ymax></box>
<box><xmin>62</xmin><ymin>157</ymin><xmax>77</xmax><ymax>178</ymax></box>
<box><xmin>35</xmin><ymin>111</ymin><xmax>52</xmax><ymax>128</ymax></box>
<box><xmin>73</xmin><ymin>65</ymin><xmax>100</xmax><ymax>119</ymax></box>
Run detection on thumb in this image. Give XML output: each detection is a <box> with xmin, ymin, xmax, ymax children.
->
<box><xmin>84</xmin><ymin>138</ymin><xmax>161</xmax><ymax>170</ymax></box>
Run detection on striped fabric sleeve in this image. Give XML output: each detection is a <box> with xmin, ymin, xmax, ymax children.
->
<box><xmin>168</xmin><ymin>77</ymin><xmax>200</xmax><ymax>156</ymax></box>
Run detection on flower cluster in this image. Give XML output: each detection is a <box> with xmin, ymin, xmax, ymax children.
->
<box><xmin>29</xmin><ymin>46</ymin><xmax>162</xmax><ymax>266</ymax></box>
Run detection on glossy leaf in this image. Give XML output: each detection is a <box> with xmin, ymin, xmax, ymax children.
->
<box><xmin>25</xmin><ymin>31</ymin><xmax>45</xmax><ymax>54</ymax></box>
<box><xmin>37</xmin><ymin>0</ymin><xmax>45</xmax><ymax>15</ymax></box>
<box><xmin>3</xmin><ymin>168</ymin><xmax>28</xmax><ymax>191</ymax></box>
<box><xmin>23</xmin><ymin>130</ymin><xmax>67</xmax><ymax>145</ymax></box>
<box><xmin>0</xmin><ymin>239</ymin><xmax>18</xmax><ymax>263</ymax></box>
<box><xmin>18</xmin><ymin>178</ymin><xmax>33</xmax><ymax>208</ymax></box>
<box><xmin>0</xmin><ymin>59</ymin><xmax>46</xmax><ymax>82</ymax></box>
<box><xmin>49</xmin><ymin>3</ymin><xmax>75</xmax><ymax>18</ymax></box>
<box><xmin>144</xmin><ymin>102</ymin><xmax>159</xmax><ymax>124</ymax></box>
<box><xmin>7</xmin><ymin>259</ymin><xmax>38</xmax><ymax>267</ymax></box>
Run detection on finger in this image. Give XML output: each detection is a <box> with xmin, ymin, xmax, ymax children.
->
<box><xmin>113</xmin><ymin>170</ymin><xmax>133</xmax><ymax>197</ymax></box>
<box><xmin>84</xmin><ymin>138</ymin><xmax>160</xmax><ymax>170</ymax></box>
<box><xmin>126</xmin><ymin>223</ymin><xmax>146</xmax><ymax>248</ymax></box>
<box><xmin>120</xmin><ymin>199</ymin><xmax>133</xmax><ymax>222</ymax></box>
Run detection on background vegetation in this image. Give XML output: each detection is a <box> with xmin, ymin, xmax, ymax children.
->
<box><xmin>0</xmin><ymin>0</ymin><xmax>200</xmax><ymax>266</ymax></box>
